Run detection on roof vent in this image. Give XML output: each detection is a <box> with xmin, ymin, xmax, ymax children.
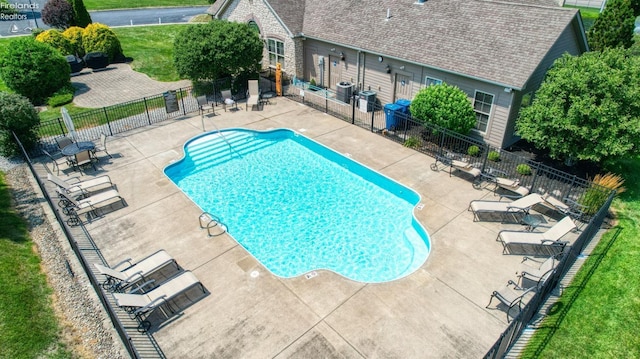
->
<box><xmin>415</xmin><ymin>0</ymin><xmax>426</xmax><ymax>4</ymax></box>
<box><xmin>386</xmin><ymin>8</ymin><xmax>391</xmax><ymax>20</ymax></box>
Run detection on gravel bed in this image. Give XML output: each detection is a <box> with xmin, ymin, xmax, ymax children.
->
<box><xmin>4</xmin><ymin>165</ymin><xmax>127</xmax><ymax>359</ymax></box>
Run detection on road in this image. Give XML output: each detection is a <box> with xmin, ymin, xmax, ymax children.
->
<box><xmin>0</xmin><ymin>4</ymin><xmax>209</xmax><ymax>37</ymax></box>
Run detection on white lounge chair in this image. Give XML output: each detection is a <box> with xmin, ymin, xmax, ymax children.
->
<box><xmin>486</xmin><ymin>280</ymin><xmax>537</xmax><ymax>322</ymax></box>
<box><xmin>94</xmin><ymin>249</ymin><xmax>178</xmax><ymax>292</ymax></box>
<box><xmin>497</xmin><ymin>216</ymin><xmax>576</xmax><ymax>254</ymax></box>
<box><xmin>57</xmin><ymin>187</ymin><xmax>124</xmax><ymax>225</ymax></box>
<box><xmin>47</xmin><ymin>173</ymin><xmax>113</xmax><ymax>197</ymax></box>
<box><xmin>113</xmin><ymin>271</ymin><xmax>204</xmax><ymax>332</ymax></box>
<box><xmin>468</xmin><ymin>193</ymin><xmax>543</xmax><ymax>222</ymax></box>
<box><xmin>518</xmin><ymin>255</ymin><xmax>558</xmax><ymax>288</ymax></box>
<box><xmin>246</xmin><ymin>79</ymin><xmax>260</xmax><ymax>111</ymax></box>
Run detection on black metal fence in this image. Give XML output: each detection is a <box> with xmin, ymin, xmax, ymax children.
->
<box><xmin>12</xmin><ymin>133</ymin><xmax>156</xmax><ymax>359</ymax></box>
<box><xmin>284</xmin><ymin>82</ymin><xmax>607</xmax><ymax>209</ymax></box>
<box><xmin>483</xmin><ymin>190</ymin><xmax>615</xmax><ymax>358</ymax></box>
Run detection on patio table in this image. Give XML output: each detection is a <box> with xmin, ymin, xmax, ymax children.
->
<box><xmin>62</xmin><ymin>141</ymin><xmax>96</xmax><ymax>157</ymax></box>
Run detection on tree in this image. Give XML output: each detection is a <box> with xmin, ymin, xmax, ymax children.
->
<box><xmin>409</xmin><ymin>83</ymin><xmax>477</xmax><ymax>135</ymax></box>
<box><xmin>42</xmin><ymin>0</ymin><xmax>74</xmax><ymax>29</ymax></box>
<box><xmin>82</xmin><ymin>23</ymin><xmax>123</xmax><ymax>62</ymax></box>
<box><xmin>35</xmin><ymin>29</ymin><xmax>74</xmax><ymax>55</ymax></box>
<box><xmin>69</xmin><ymin>0</ymin><xmax>92</xmax><ymax>28</ymax></box>
<box><xmin>587</xmin><ymin>0</ymin><xmax>636</xmax><ymax>51</ymax></box>
<box><xmin>173</xmin><ymin>21</ymin><xmax>263</xmax><ymax>82</ymax></box>
<box><xmin>516</xmin><ymin>49</ymin><xmax>640</xmax><ymax>164</ymax></box>
<box><xmin>0</xmin><ymin>37</ymin><xmax>71</xmax><ymax>105</ymax></box>
<box><xmin>0</xmin><ymin>92</ymin><xmax>41</xmax><ymax>156</ymax></box>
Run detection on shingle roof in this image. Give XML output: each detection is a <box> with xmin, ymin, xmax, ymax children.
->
<box><xmin>299</xmin><ymin>0</ymin><xmax>581</xmax><ymax>89</ymax></box>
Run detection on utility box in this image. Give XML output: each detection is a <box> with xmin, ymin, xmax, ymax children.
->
<box><xmin>336</xmin><ymin>81</ymin><xmax>353</xmax><ymax>104</ymax></box>
<box><xmin>359</xmin><ymin>90</ymin><xmax>377</xmax><ymax>112</ymax></box>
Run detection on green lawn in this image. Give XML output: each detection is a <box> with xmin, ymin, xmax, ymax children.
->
<box><xmin>84</xmin><ymin>0</ymin><xmax>209</xmax><ymax>11</ymax></box>
<box><xmin>565</xmin><ymin>5</ymin><xmax>601</xmax><ymax>31</ymax></box>
<box><xmin>521</xmin><ymin>156</ymin><xmax>640</xmax><ymax>358</ymax></box>
<box><xmin>0</xmin><ymin>173</ymin><xmax>71</xmax><ymax>359</ymax></box>
<box><xmin>114</xmin><ymin>24</ymin><xmax>193</xmax><ymax>82</ymax></box>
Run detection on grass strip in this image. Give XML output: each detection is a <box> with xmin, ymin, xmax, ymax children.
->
<box><xmin>0</xmin><ymin>172</ymin><xmax>70</xmax><ymax>358</ymax></box>
<box><xmin>84</xmin><ymin>0</ymin><xmax>209</xmax><ymax>11</ymax></box>
<box><xmin>521</xmin><ymin>156</ymin><xmax>640</xmax><ymax>358</ymax></box>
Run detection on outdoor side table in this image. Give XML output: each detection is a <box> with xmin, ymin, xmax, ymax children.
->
<box><xmin>521</xmin><ymin>214</ymin><xmax>545</xmax><ymax>232</ymax></box>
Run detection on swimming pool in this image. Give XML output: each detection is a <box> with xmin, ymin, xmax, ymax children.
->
<box><xmin>164</xmin><ymin>129</ymin><xmax>430</xmax><ymax>283</ymax></box>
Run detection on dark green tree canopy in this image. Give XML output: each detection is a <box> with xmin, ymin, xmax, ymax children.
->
<box><xmin>0</xmin><ymin>92</ymin><xmax>41</xmax><ymax>156</ymax></box>
<box><xmin>516</xmin><ymin>49</ymin><xmax>640</xmax><ymax>164</ymax></box>
<box><xmin>0</xmin><ymin>37</ymin><xmax>70</xmax><ymax>105</ymax></box>
<box><xmin>587</xmin><ymin>0</ymin><xmax>636</xmax><ymax>51</ymax></box>
<box><xmin>409</xmin><ymin>83</ymin><xmax>477</xmax><ymax>135</ymax></box>
<box><xmin>173</xmin><ymin>21</ymin><xmax>263</xmax><ymax>82</ymax></box>
<box><xmin>69</xmin><ymin>0</ymin><xmax>92</xmax><ymax>28</ymax></box>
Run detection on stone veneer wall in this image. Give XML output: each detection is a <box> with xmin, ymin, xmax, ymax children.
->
<box><xmin>217</xmin><ymin>0</ymin><xmax>303</xmax><ymax>78</ymax></box>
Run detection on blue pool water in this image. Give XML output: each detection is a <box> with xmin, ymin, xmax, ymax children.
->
<box><xmin>164</xmin><ymin>129</ymin><xmax>430</xmax><ymax>283</ymax></box>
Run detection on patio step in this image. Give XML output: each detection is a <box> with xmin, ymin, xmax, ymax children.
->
<box><xmin>400</xmin><ymin>226</ymin><xmax>430</xmax><ymax>277</ymax></box>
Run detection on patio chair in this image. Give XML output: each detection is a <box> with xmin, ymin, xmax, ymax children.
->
<box><xmin>482</xmin><ymin>169</ymin><xmax>530</xmax><ymax>197</ymax></box>
<box><xmin>468</xmin><ymin>193</ymin><xmax>543</xmax><ymax>222</ymax></box>
<box><xmin>73</xmin><ymin>150</ymin><xmax>96</xmax><ymax>172</ymax></box>
<box><xmin>221</xmin><ymin>89</ymin><xmax>238</xmax><ymax>112</ymax></box>
<box><xmin>537</xmin><ymin>193</ymin><xmax>588</xmax><ymax>223</ymax></box>
<box><xmin>496</xmin><ymin>216</ymin><xmax>576</xmax><ymax>254</ymax></box>
<box><xmin>47</xmin><ymin>173</ymin><xmax>114</xmax><ymax>197</ymax></box>
<box><xmin>94</xmin><ymin>249</ymin><xmax>179</xmax><ymax>292</ymax></box>
<box><xmin>197</xmin><ymin>95</ymin><xmax>214</xmax><ymax>116</ymax></box>
<box><xmin>246</xmin><ymin>79</ymin><xmax>260</xmax><ymax>111</ymax></box>
<box><xmin>486</xmin><ymin>280</ymin><xmax>537</xmax><ymax>322</ymax></box>
<box><xmin>113</xmin><ymin>270</ymin><xmax>205</xmax><ymax>332</ymax></box>
<box><xmin>43</xmin><ymin>149</ymin><xmax>72</xmax><ymax>175</ymax></box>
<box><xmin>56</xmin><ymin>136</ymin><xmax>74</xmax><ymax>151</ymax></box>
<box><xmin>92</xmin><ymin>133</ymin><xmax>113</xmax><ymax>159</ymax></box>
<box><xmin>430</xmin><ymin>152</ymin><xmax>482</xmax><ymax>181</ymax></box>
<box><xmin>518</xmin><ymin>255</ymin><xmax>558</xmax><ymax>288</ymax></box>
<box><xmin>57</xmin><ymin>187</ymin><xmax>125</xmax><ymax>225</ymax></box>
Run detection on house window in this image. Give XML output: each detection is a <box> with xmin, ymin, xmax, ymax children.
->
<box><xmin>267</xmin><ymin>39</ymin><xmax>285</xmax><ymax>68</ymax></box>
<box><xmin>248</xmin><ymin>20</ymin><xmax>260</xmax><ymax>34</ymax></box>
<box><xmin>473</xmin><ymin>91</ymin><xmax>494</xmax><ymax>133</ymax></box>
<box><xmin>425</xmin><ymin>77</ymin><xmax>442</xmax><ymax>87</ymax></box>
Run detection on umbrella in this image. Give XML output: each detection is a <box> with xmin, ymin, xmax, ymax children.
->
<box><xmin>61</xmin><ymin>107</ymin><xmax>76</xmax><ymax>141</ymax></box>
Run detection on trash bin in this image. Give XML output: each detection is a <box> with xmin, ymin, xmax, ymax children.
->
<box><xmin>336</xmin><ymin>81</ymin><xmax>353</xmax><ymax>103</ymax></box>
<box><xmin>394</xmin><ymin>98</ymin><xmax>411</xmax><ymax>115</ymax></box>
<box><xmin>394</xmin><ymin>99</ymin><xmax>411</xmax><ymax>128</ymax></box>
<box><xmin>384</xmin><ymin>103</ymin><xmax>402</xmax><ymax>130</ymax></box>
<box><xmin>359</xmin><ymin>90</ymin><xmax>377</xmax><ymax>112</ymax></box>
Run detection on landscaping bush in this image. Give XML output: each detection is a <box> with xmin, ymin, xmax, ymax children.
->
<box><xmin>41</xmin><ymin>0</ymin><xmax>74</xmax><ymax>29</ymax></box>
<box><xmin>488</xmin><ymin>150</ymin><xmax>501</xmax><ymax>162</ymax></box>
<box><xmin>516</xmin><ymin>163</ymin><xmax>532</xmax><ymax>175</ymax></box>
<box><xmin>82</xmin><ymin>23</ymin><xmax>123</xmax><ymax>63</ymax></box>
<box><xmin>0</xmin><ymin>37</ymin><xmax>70</xmax><ymax>105</ymax></box>
<box><xmin>409</xmin><ymin>83</ymin><xmax>477</xmax><ymax>135</ymax></box>
<box><xmin>63</xmin><ymin>26</ymin><xmax>85</xmax><ymax>57</ymax></box>
<box><xmin>47</xmin><ymin>84</ymin><xmax>75</xmax><ymax>107</ymax></box>
<box><xmin>580</xmin><ymin>172</ymin><xmax>626</xmax><ymax>215</ymax></box>
<box><xmin>403</xmin><ymin>136</ymin><xmax>421</xmax><ymax>149</ymax></box>
<box><xmin>35</xmin><ymin>29</ymin><xmax>74</xmax><ymax>55</ymax></box>
<box><xmin>0</xmin><ymin>92</ymin><xmax>41</xmax><ymax>156</ymax></box>
<box><xmin>467</xmin><ymin>145</ymin><xmax>480</xmax><ymax>157</ymax></box>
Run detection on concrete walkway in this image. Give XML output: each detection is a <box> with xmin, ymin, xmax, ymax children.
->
<box><xmin>36</xmin><ymin>98</ymin><xmax>581</xmax><ymax>358</ymax></box>
<box><xmin>71</xmin><ymin>63</ymin><xmax>191</xmax><ymax>108</ymax></box>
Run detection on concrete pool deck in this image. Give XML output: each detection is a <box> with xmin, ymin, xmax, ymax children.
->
<box><xmin>39</xmin><ymin>98</ymin><xmax>579</xmax><ymax>358</ymax></box>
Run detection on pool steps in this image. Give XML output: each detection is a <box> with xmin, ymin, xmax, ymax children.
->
<box><xmin>169</xmin><ymin>132</ymin><xmax>273</xmax><ymax>176</ymax></box>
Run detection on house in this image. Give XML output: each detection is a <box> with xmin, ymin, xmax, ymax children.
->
<box><xmin>208</xmin><ymin>0</ymin><xmax>588</xmax><ymax>148</ymax></box>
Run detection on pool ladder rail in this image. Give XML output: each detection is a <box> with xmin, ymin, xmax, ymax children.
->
<box><xmin>199</xmin><ymin>212</ymin><xmax>227</xmax><ymax>237</ymax></box>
